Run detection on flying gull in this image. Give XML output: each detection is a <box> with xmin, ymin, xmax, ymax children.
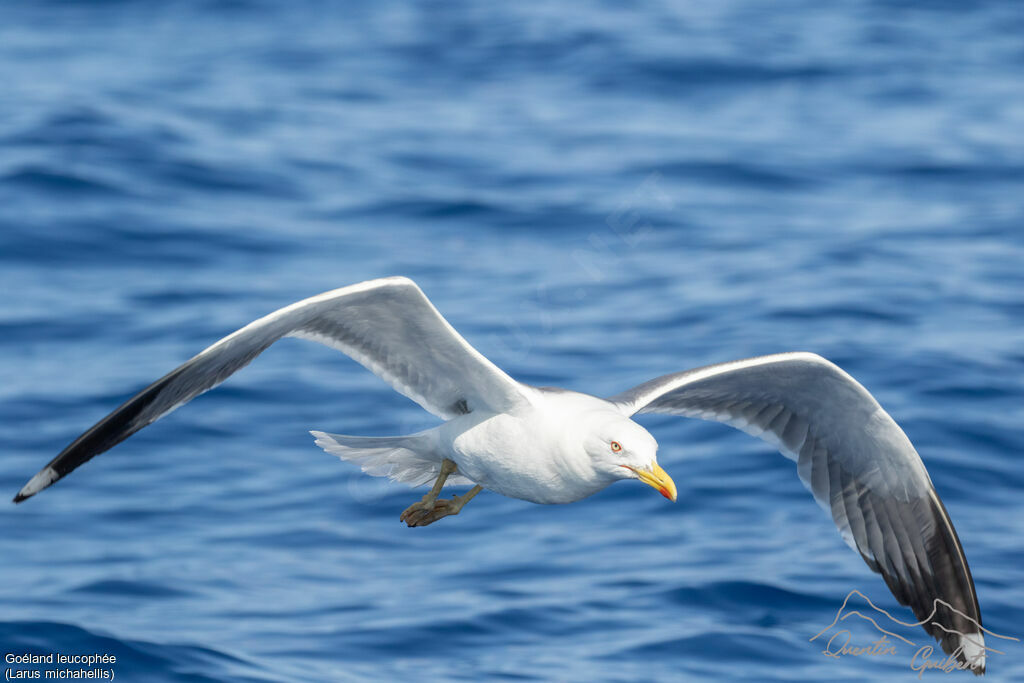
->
<box><xmin>13</xmin><ymin>276</ymin><xmax>986</xmax><ymax>674</ymax></box>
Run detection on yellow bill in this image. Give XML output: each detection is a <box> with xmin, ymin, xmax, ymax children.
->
<box><xmin>627</xmin><ymin>463</ymin><xmax>677</xmax><ymax>502</ymax></box>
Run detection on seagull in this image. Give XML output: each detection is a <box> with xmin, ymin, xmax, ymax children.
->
<box><xmin>13</xmin><ymin>276</ymin><xmax>986</xmax><ymax>673</ymax></box>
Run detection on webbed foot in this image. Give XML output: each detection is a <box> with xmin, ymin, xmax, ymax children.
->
<box><xmin>400</xmin><ymin>485</ymin><xmax>483</xmax><ymax>527</ymax></box>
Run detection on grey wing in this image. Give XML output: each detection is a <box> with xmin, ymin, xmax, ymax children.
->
<box><xmin>15</xmin><ymin>276</ymin><xmax>529</xmax><ymax>502</ymax></box>
<box><xmin>609</xmin><ymin>352</ymin><xmax>985</xmax><ymax>674</ymax></box>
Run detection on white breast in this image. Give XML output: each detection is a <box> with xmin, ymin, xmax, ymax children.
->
<box><xmin>439</xmin><ymin>396</ymin><xmax>613</xmax><ymax>504</ymax></box>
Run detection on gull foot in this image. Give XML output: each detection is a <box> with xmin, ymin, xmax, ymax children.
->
<box><xmin>400</xmin><ymin>485</ymin><xmax>482</xmax><ymax>528</ymax></box>
<box><xmin>400</xmin><ymin>497</ymin><xmax>463</xmax><ymax>527</ymax></box>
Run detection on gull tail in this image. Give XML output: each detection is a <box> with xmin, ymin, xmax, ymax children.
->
<box><xmin>311</xmin><ymin>429</ymin><xmax>472</xmax><ymax>488</ymax></box>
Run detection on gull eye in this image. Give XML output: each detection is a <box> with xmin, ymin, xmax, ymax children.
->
<box><xmin>610</xmin><ymin>441</ymin><xmax>622</xmax><ymax>453</ymax></box>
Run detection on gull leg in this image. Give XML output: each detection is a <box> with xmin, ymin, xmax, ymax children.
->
<box><xmin>400</xmin><ymin>460</ymin><xmax>482</xmax><ymax>527</ymax></box>
<box><xmin>399</xmin><ymin>458</ymin><xmax>457</xmax><ymax>525</ymax></box>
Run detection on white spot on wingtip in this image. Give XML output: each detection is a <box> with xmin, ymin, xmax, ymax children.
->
<box><xmin>960</xmin><ymin>631</ymin><xmax>986</xmax><ymax>672</ymax></box>
<box><xmin>18</xmin><ymin>466</ymin><xmax>59</xmax><ymax>499</ymax></box>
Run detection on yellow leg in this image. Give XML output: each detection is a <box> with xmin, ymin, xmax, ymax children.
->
<box><xmin>400</xmin><ymin>459</ymin><xmax>483</xmax><ymax>527</ymax></box>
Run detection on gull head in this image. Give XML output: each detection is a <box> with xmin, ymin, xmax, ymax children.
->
<box><xmin>580</xmin><ymin>411</ymin><xmax>677</xmax><ymax>502</ymax></box>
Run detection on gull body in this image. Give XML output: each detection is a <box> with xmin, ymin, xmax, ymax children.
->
<box><xmin>312</xmin><ymin>386</ymin><xmax>668</xmax><ymax>506</ymax></box>
<box><xmin>440</xmin><ymin>389</ymin><xmax>661</xmax><ymax>504</ymax></box>
<box><xmin>13</xmin><ymin>276</ymin><xmax>986</xmax><ymax>674</ymax></box>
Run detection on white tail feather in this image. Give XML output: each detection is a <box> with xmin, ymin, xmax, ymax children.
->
<box><xmin>311</xmin><ymin>430</ymin><xmax>472</xmax><ymax>488</ymax></box>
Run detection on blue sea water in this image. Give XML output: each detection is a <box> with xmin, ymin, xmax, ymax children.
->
<box><xmin>1</xmin><ymin>1</ymin><xmax>1023</xmax><ymax>680</ymax></box>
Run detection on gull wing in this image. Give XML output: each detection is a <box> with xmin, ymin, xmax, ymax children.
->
<box><xmin>15</xmin><ymin>276</ymin><xmax>529</xmax><ymax>502</ymax></box>
<box><xmin>608</xmin><ymin>352</ymin><xmax>985</xmax><ymax>674</ymax></box>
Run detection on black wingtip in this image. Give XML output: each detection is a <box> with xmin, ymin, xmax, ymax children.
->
<box><xmin>12</xmin><ymin>492</ymin><xmax>27</xmax><ymax>504</ymax></box>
